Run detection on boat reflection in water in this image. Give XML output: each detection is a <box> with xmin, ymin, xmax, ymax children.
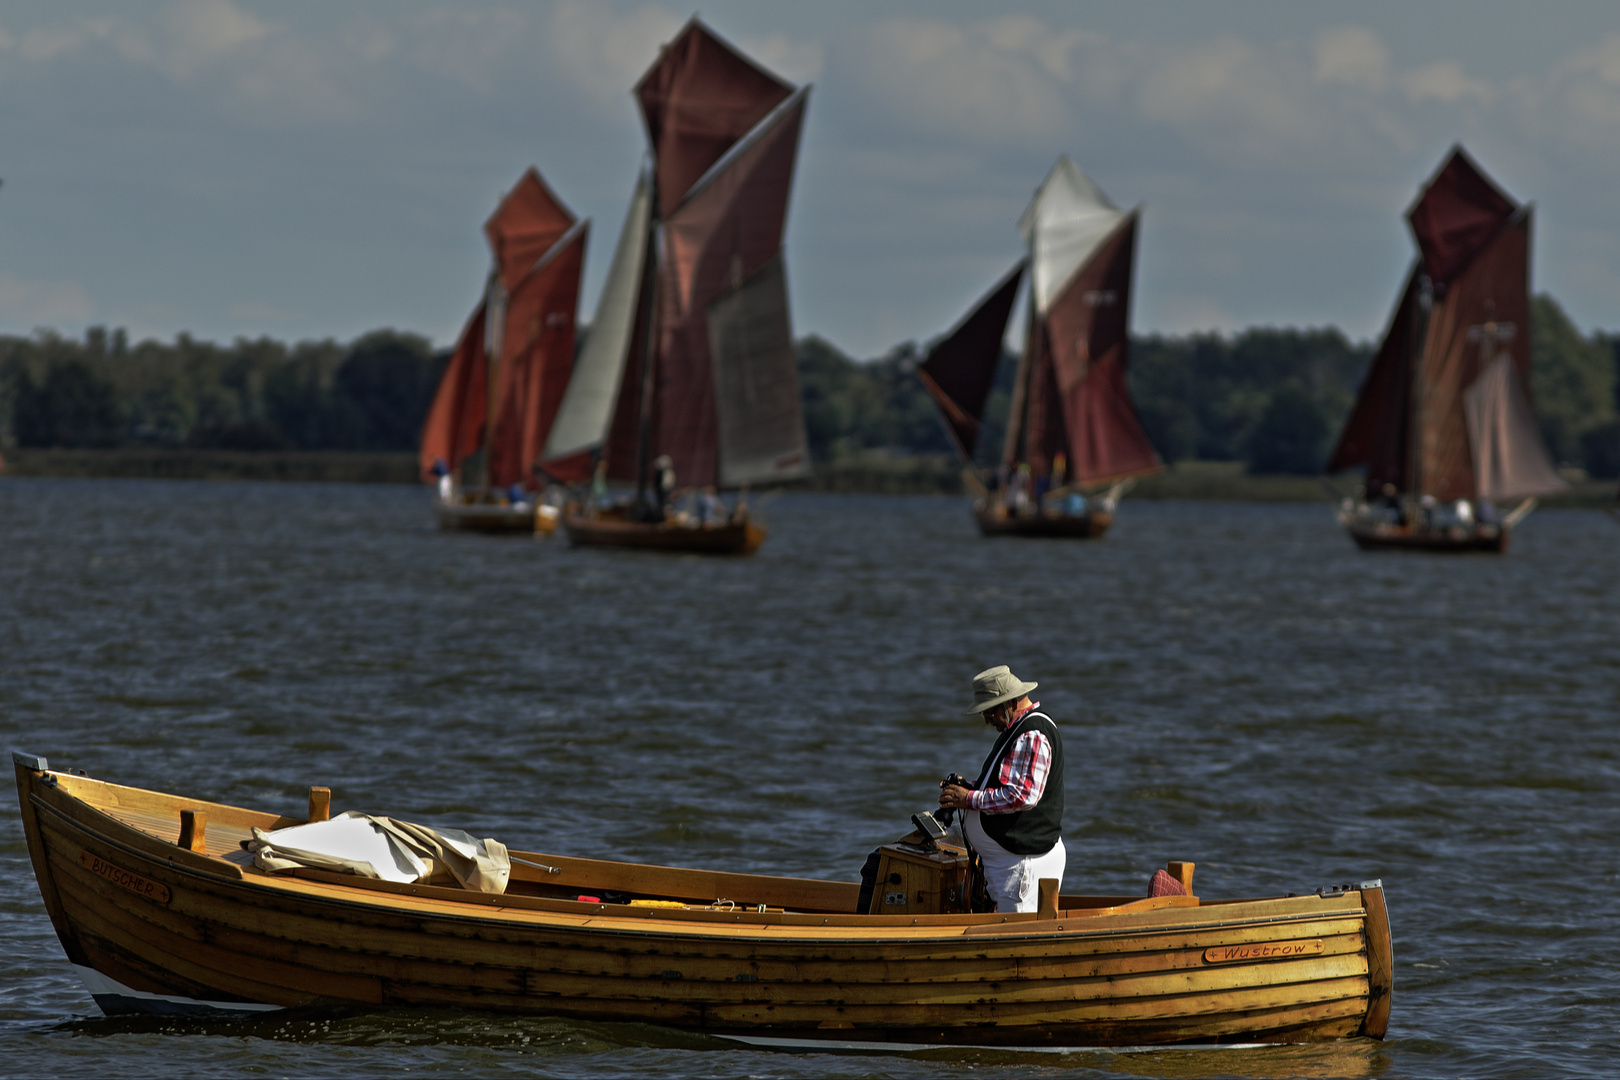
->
<box><xmin>917</xmin><ymin>157</ymin><xmax>1164</xmax><ymax>540</ymax></box>
<box><xmin>16</xmin><ymin>753</ymin><xmax>1392</xmax><ymax>1051</ymax></box>
<box><xmin>1327</xmin><ymin>146</ymin><xmax>1565</xmax><ymax>553</ymax></box>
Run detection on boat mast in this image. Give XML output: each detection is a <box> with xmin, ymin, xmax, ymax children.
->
<box><xmin>1405</xmin><ymin>277</ymin><xmax>1431</xmax><ymax>508</ymax></box>
<box><xmin>477</xmin><ymin>268</ymin><xmax>505</xmax><ymax>492</ymax></box>
<box><xmin>631</xmin><ymin>168</ymin><xmax>663</xmax><ymax>515</ymax></box>
<box><xmin>999</xmin><ymin>292</ymin><xmax>1036</xmax><ymax>490</ymax></box>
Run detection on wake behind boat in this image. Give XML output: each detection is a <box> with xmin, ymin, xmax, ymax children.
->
<box><xmin>15</xmin><ymin>752</ymin><xmax>1392</xmax><ymax>1049</ymax></box>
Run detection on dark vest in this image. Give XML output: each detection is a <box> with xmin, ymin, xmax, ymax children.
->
<box><xmin>973</xmin><ymin>710</ymin><xmax>1064</xmax><ymax>856</ymax></box>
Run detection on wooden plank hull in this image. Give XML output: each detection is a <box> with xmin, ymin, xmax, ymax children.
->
<box><xmin>1343</xmin><ymin>519</ymin><xmax>1507</xmax><ymax>553</ymax></box>
<box><xmin>974</xmin><ymin>508</ymin><xmax>1113</xmax><ymax>539</ymax></box>
<box><xmin>562</xmin><ymin>509</ymin><xmax>765</xmax><ymax>555</ymax></box>
<box><xmin>433</xmin><ymin>494</ymin><xmax>557</xmax><ymax>535</ymax></box>
<box><xmin>14</xmin><ymin>758</ymin><xmax>1390</xmax><ymax>1049</ymax></box>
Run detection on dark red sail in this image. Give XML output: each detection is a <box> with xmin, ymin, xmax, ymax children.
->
<box><xmin>635</xmin><ymin>20</ymin><xmax>792</xmax><ymax>214</ymax></box>
<box><xmin>484</xmin><ymin>168</ymin><xmax>576</xmax><ymax>290</ymax></box>
<box><xmin>486</xmin><ymin>224</ymin><xmax>587</xmax><ymax>489</ymax></box>
<box><xmin>1406</xmin><ymin>146</ymin><xmax>1517</xmax><ymax>292</ymax></box>
<box><xmin>918</xmin><ymin>262</ymin><xmax>1025</xmax><ymax>461</ymax></box>
<box><xmin>1330</xmin><ymin>148</ymin><xmax>1562</xmax><ymax>501</ymax></box>
<box><xmin>647</xmin><ymin>90</ymin><xmax>808</xmax><ymax>488</ymax></box>
<box><xmin>1324</xmin><ymin>268</ymin><xmax>1418</xmax><ymax>491</ymax></box>
<box><xmin>418</xmin><ymin>300</ymin><xmax>487</xmax><ymax>481</ymax></box>
<box><xmin>1041</xmin><ymin>212</ymin><xmax>1161</xmax><ymax>484</ymax></box>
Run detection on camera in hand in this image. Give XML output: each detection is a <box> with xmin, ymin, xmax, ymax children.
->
<box><xmin>910</xmin><ymin>773</ymin><xmax>975</xmax><ymax>846</ymax></box>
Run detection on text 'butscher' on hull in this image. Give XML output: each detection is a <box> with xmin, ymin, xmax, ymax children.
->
<box><xmin>13</xmin><ymin>754</ymin><xmax>1392</xmax><ymax>1050</ymax></box>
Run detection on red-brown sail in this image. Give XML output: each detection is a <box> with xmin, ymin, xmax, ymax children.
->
<box><xmin>484</xmin><ymin>168</ymin><xmax>576</xmax><ymax>290</ymax></box>
<box><xmin>918</xmin><ymin>262</ymin><xmax>1025</xmax><ymax>461</ymax></box>
<box><xmin>1406</xmin><ymin>147</ymin><xmax>1517</xmax><ymax>294</ymax></box>
<box><xmin>1329</xmin><ymin>147</ymin><xmax>1562</xmax><ymax>503</ymax></box>
<box><xmin>486</xmin><ymin>223</ymin><xmax>587</xmax><ymax>489</ymax></box>
<box><xmin>1414</xmin><ymin>209</ymin><xmax>1560</xmax><ymax>500</ymax></box>
<box><xmin>1039</xmin><ymin>212</ymin><xmax>1162</xmax><ymax>484</ymax></box>
<box><xmin>591</xmin><ymin>20</ymin><xmax>809</xmax><ymax>503</ymax></box>
<box><xmin>1324</xmin><ymin>269</ymin><xmax>1418</xmax><ymax>490</ymax></box>
<box><xmin>418</xmin><ymin>300</ymin><xmax>487</xmax><ymax>481</ymax></box>
<box><xmin>635</xmin><ymin>20</ymin><xmax>792</xmax><ymax>215</ymax></box>
<box><xmin>651</xmin><ymin>91</ymin><xmax>808</xmax><ymax>487</ymax></box>
<box><xmin>1003</xmin><ymin>166</ymin><xmax>1163</xmax><ymax>490</ymax></box>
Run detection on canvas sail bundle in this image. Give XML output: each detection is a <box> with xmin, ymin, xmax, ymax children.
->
<box><xmin>1327</xmin><ymin>147</ymin><xmax>1563</xmax><ymax>502</ymax></box>
<box><xmin>246</xmin><ymin>812</ymin><xmax>511</xmax><ymax>895</ymax></box>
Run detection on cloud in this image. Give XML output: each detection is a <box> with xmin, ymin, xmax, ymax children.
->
<box><xmin>543</xmin><ymin>3</ymin><xmax>684</xmax><ymax>113</ymax></box>
<box><xmin>736</xmin><ymin>30</ymin><xmax>823</xmax><ymax>86</ymax></box>
<box><xmin>846</xmin><ymin>16</ymin><xmax>1087</xmax><ymax>144</ymax></box>
<box><xmin>112</xmin><ymin>0</ymin><xmax>269</xmax><ymax>80</ymax></box>
<box><xmin>1136</xmin><ymin>34</ymin><xmax>1312</xmax><ymax>150</ymax></box>
<box><xmin>1313</xmin><ymin>26</ymin><xmax>1389</xmax><ymax>91</ymax></box>
<box><xmin>1401</xmin><ymin>61</ymin><xmax>1490</xmax><ymax>105</ymax></box>
<box><xmin>1556</xmin><ymin>34</ymin><xmax>1620</xmax><ymax>127</ymax></box>
<box><xmin>0</xmin><ymin>273</ymin><xmax>94</xmax><ymax>328</ymax></box>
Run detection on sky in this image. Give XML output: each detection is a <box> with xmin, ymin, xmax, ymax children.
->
<box><xmin>3</xmin><ymin>0</ymin><xmax>1620</xmax><ymax>361</ymax></box>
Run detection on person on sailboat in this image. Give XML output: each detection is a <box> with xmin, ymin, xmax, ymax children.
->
<box><xmin>939</xmin><ymin>666</ymin><xmax>1066</xmax><ymax>914</ymax></box>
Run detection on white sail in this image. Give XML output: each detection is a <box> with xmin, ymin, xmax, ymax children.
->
<box><xmin>1463</xmin><ymin>352</ymin><xmax>1567</xmax><ymax>500</ymax></box>
<box><xmin>542</xmin><ymin>171</ymin><xmax>652</xmax><ymax>463</ymax></box>
<box><xmin>1018</xmin><ymin>156</ymin><xmax>1127</xmax><ymax>315</ymax></box>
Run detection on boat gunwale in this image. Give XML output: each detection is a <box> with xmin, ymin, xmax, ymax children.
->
<box><xmin>27</xmin><ymin>767</ymin><xmax>1375</xmax><ymax>946</ymax></box>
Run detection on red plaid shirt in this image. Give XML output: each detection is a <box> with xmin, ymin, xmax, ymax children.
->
<box><xmin>965</xmin><ymin>702</ymin><xmax>1052</xmax><ymax>814</ymax></box>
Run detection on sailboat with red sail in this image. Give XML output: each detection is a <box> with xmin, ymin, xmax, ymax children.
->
<box><xmin>557</xmin><ymin>18</ymin><xmax>811</xmax><ymax>556</ymax></box>
<box><xmin>918</xmin><ymin>157</ymin><xmax>1163</xmax><ymax>538</ymax></box>
<box><xmin>419</xmin><ymin>168</ymin><xmax>588</xmax><ymax>533</ymax></box>
<box><xmin>1327</xmin><ymin>146</ymin><xmax>1564</xmax><ymax>553</ymax></box>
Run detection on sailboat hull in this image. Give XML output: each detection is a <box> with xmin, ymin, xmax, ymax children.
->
<box><xmin>562</xmin><ymin>508</ymin><xmax>764</xmax><ymax>555</ymax></box>
<box><xmin>16</xmin><ymin>756</ymin><xmax>1392</xmax><ymax>1049</ymax></box>
<box><xmin>974</xmin><ymin>507</ymin><xmax>1113</xmax><ymax>539</ymax></box>
<box><xmin>1342</xmin><ymin>518</ymin><xmax>1506</xmax><ymax>553</ymax></box>
<box><xmin>433</xmin><ymin>494</ymin><xmax>557</xmax><ymax>536</ymax></box>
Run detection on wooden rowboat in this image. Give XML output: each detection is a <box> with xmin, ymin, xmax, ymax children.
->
<box><xmin>14</xmin><ymin>753</ymin><xmax>1391</xmax><ymax>1050</ymax></box>
<box><xmin>562</xmin><ymin>505</ymin><xmax>764</xmax><ymax>556</ymax></box>
<box><xmin>973</xmin><ymin>506</ymin><xmax>1113</xmax><ymax>540</ymax></box>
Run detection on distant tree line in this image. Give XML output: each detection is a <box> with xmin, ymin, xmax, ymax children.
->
<box><xmin>3</xmin><ymin>294</ymin><xmax>1616</xmax><ymax>478</ymax></box>
<box><xmin>1</xmin><ymin>328</ymin><xmax>442</xmax><ymax>454</ymax></box>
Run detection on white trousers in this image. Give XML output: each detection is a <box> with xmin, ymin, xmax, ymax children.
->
<box><xmin>964</xmin><ymin>811</ymin><xmax>1066</xmax><ymax>913</ymax></box>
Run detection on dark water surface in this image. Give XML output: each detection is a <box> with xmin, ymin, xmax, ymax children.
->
<box><xmin>2</xmin><ymin>478</ymin><xmax>1616</xmax><ymax>1078</ymax></box>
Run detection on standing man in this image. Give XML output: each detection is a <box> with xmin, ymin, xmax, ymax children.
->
<box><xmin>939</xmin><ymin>665</ymin><xmax>1065</xmax><ymax>913</ymax></box>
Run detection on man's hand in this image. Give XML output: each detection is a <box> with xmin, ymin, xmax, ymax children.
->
<box><xmin>939</xmin><ymin>784</ymin><xmax>972</xmax><ymax>811</ymax></box>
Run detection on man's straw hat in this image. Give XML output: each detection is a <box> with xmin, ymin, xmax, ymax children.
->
<box><xmin>965</xmin><ymin>665</ymin><xmax>1038</xmax><ymax>714</ymax></box>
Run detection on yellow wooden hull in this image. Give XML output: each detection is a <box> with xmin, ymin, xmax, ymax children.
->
<box><xmin>14</xmin><ymin>756</ymin><xmax>1390</xmax><ymax>1048</ymax></box>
